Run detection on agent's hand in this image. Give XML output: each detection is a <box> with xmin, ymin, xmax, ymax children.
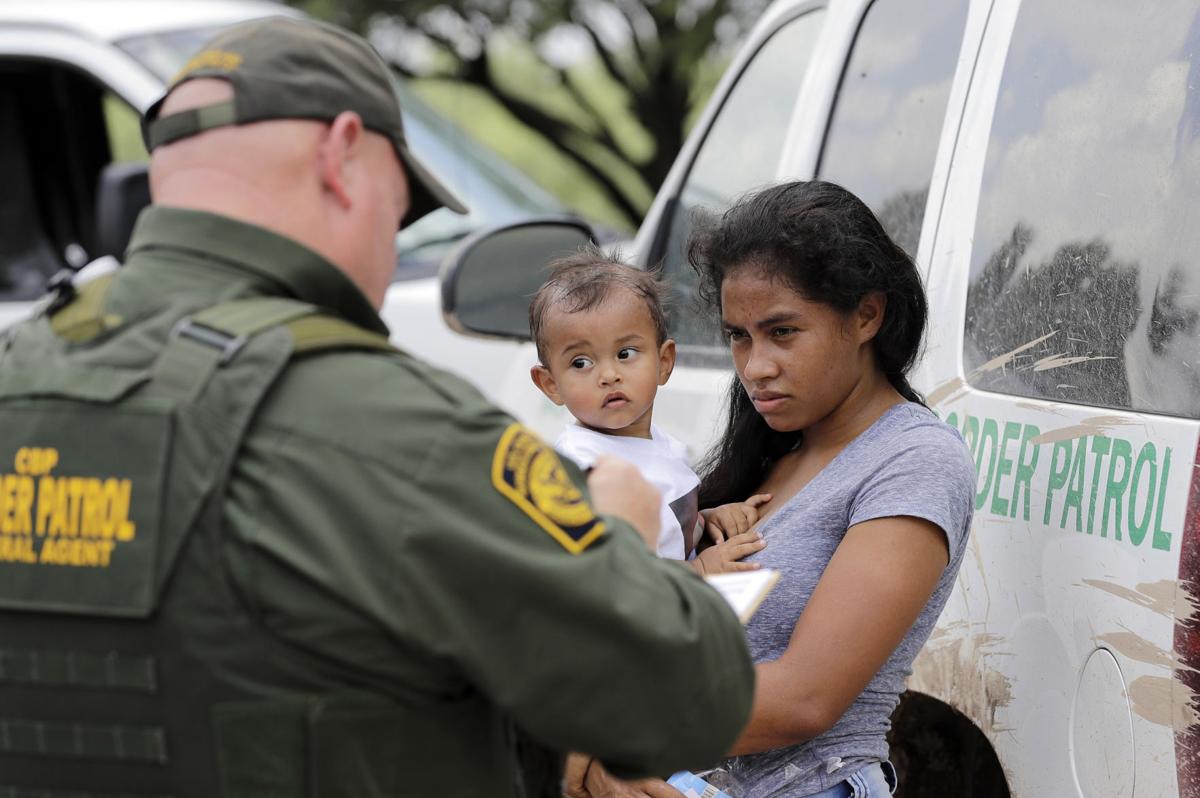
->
<box><xmin>701</xmin><ymin>494</ymin><xmax>771</xmax><ymax>543</ymax></box>
<box><xmin>691</xmin><ymin>530</ymin><xmax>766</xmax><ymax>576</ymax></box>
<box><xmin>583</xmin><ymin>760</ymin><xmax>685</xmax><ymax>798</ymax></box>
<box><xmin>587</xmin><ymin>456</ymin><xmax>662</xmax><ymax>552</ymax></box>
<box><xmin>563</xmin><ymin>753</ymin><xmax>594</xmax><ymax>798</ymax></box>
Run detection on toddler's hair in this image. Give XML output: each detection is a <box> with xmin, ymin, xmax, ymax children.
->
<box><xmin>529</xmin><ymin>245</ymin><xmax>669</xmax><ymax>363</ymax></box>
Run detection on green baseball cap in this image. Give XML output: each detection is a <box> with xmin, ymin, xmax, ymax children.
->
<box><xmin>141</xmin><ymin>16</ymin><xmax>468</xmax><ymax>226</ymax></box>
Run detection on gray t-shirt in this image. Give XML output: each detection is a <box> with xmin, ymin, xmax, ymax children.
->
<box><xmin>711</xmin><ymin>403</ymin><xmax>974</xmax><ymax>798</ymax></box>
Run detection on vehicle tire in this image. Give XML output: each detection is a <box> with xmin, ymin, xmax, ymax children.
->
<box><xmin>887</xmin><ymin>691</ymin><xmax>1010</xmax><ymax>798</ymax></box>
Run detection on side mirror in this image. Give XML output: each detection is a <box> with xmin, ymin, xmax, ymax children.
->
<box><xmin>441</xmin><ymin>218</ymin><xmax>594</xmax><ymax>340</ymax></box>
<box><xmin>93</xmin><ymin>162</ymin><xmax>151</xmax><ymax>260</ymax></box>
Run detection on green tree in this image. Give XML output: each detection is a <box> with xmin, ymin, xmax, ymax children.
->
<box><xmin>291</xmin><ymin>0</ymin><xmax>764</xmax><ymax>228</ymax></box>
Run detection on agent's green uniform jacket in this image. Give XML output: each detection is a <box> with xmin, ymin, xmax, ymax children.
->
<box><xmin>0</xmin><ymin>207</ymin><xmax>754</xmax><ymax>798</ymax></box>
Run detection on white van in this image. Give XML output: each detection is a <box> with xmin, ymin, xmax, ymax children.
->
<box><xmin>438</xmin><ymin>1</ymin><xmax>1200</xmax><ymax>795</ymax></box>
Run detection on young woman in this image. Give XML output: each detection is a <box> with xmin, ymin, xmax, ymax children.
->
<box><xmin>571</xmin><ymin>180</ymin><xmax>975</xmax><ymax>798</ymax></box>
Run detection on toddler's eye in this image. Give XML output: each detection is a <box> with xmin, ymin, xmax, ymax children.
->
<box><xmin>617</xmin><ymin>347</ymin><xmax>637</xmax><ymax>360</ymax></box>
<box><xmin>570</xmin><ymin>357</ymin><xmax>593</xmax><ymax>369</ymax></box>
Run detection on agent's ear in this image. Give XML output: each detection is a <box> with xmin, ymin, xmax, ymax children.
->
<box><xmin>855</xmin><ymin>292</ymin><xmax>887</xmax><ymax>343</ymax></box>
<box><xmin>657</xmin><ymin>339</ymin><xmax>677</xmax><ymax>385</ymax></box>
<box><xmin>530</xmin><ymin>364</ymin><xmax>564</xmax><ymax>405</ymax></box>
<box><xmin>317</xmin><ymin>111</ymin><xmax>365</xmax><ymax>211</ymax></box>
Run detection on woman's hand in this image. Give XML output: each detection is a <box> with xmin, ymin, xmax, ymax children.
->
<box><xmin>701</xmin><ymin>494</ymin><xmax>771</xmax><ymax>543</ymax></box>
<box><xmin>691</xmin><ymin>530</ymin><xmax>766</xmax><ymax>575</ymax></box>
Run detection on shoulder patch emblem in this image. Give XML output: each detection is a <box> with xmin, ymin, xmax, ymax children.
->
<box><xmin>491</xmin><ymin>424</ymin><xmax>604</xmax><ymax>554</ymax></box>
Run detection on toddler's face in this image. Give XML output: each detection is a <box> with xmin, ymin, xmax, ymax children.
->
<box><xmin>533</xmin><ymin>289</ymin><xmax>675</xmax><ymax>439</ymax></box>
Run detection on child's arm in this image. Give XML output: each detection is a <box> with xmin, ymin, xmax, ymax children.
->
<box><xmin>690</xmin><ymin>530</ymin><xmax>767</xmax><ymax>575</ymax></box>
<box><xmin>700</xmin><ymin>494</ymin><xmax>771</xmax><ymax>543</ymax></box>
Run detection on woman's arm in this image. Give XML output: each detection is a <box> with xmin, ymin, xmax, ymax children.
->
<box><xmin>729</xmin><ymin>514</ymin><xmax>950</xmax><ymax>755</ymax></box>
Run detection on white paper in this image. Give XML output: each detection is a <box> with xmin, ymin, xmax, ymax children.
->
<box><xmin>704</xmin><ymin>569</ymin><xmax>781</xmax><ymax>623</ymax></box>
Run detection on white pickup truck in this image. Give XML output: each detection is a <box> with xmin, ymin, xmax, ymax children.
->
<box><xmin>436</xmin><ymin>1</ymin><xmax>1200</xmax><ymax>797</ymax></box>
<box><xmin>0</xmin><ymin>0</ymin><xmax>565</xmax><ymax>336</ymax></box>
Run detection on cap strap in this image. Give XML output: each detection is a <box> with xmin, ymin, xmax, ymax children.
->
<box><xmin>145</xmin><ymin>100</ymin><xmax>238</xmax><ymax>150</ymax></box>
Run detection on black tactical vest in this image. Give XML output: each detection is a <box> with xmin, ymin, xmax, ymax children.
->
<box><xmin>0</xmin><ymin>278</ymin><xmax>559</xmax><ymax>797</ymax></box>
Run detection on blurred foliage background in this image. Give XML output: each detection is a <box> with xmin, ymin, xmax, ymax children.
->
<box><xmin>287</xmin><ymin>0</ymin><xmax>769</xmax><ymax>231</ymax></box>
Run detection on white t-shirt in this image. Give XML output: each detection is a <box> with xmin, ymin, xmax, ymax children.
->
<box><xmin>555</xmin><ymin>424</ymin><xmax>700</xmax><ymax>560</ymax></box>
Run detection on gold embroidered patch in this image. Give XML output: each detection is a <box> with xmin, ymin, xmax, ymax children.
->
<box><xmin>491</xmin><ymin>424</ymin><xmax>604</xmax><ymax>554</ymax></box>
<box><xmin>172</xmin><ymin>50</ymin><xmax>244</xmax><ymax>83</ymax></box>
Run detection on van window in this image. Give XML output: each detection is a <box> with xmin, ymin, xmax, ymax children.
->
<box><xmin>963</xmin><ymin>1</ymin><xmax>1200</xmax><ymax>419</ymax></box>
<box><xmin>817</xmin><ymin>0</ymin><xmax>969</xmax><ymax>258</ymax></box>
<box><xmin>657</xmin><ymin>9</ymin><xmax>825</xmax><ymax>358</ymax></box>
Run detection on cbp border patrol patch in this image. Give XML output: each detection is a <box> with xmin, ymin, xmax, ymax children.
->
<box><xmin>491</xmin><ymin>424</ymin><xmax>604</xmax><ymax>554</ymax></box>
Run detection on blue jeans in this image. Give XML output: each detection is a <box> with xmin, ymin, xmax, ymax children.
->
<box><xmin>805</xmin><ymin>761</ymin><xmax>897</xmax><ymax>797</ymax></box>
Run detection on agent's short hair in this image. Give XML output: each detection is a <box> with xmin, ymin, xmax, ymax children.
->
<box><xmin>529</xmin><ymin>245</ymin><xmax>669</xmax><ymax>364</ymax></box>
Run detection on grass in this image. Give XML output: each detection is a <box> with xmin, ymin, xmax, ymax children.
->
<box><xmin>103</xmin><ymin>94</ymin><xmax>149</xmax><ymax>163</ymax></box>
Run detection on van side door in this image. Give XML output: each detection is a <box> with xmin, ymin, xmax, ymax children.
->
<box><xmin>916</xmin><ymin>1</ymin><xmax>1200</xmax><ymax>794</ymax></box>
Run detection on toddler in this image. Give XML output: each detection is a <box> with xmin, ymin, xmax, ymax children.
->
<box><xmin>528</xmin><ymin>247</ymin><xmax>766</xmax><ymax>574</ymax></box>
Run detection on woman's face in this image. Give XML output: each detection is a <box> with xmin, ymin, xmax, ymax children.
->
<box><xmin>720</xmin><ymin>265</ymin><xmax>876</xmax><ymax>432</ymax></box>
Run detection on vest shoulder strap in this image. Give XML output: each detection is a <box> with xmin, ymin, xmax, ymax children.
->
<box><xmin>191</xmin><ymin>296</ymin><xmax>318</xmax><ymax>337</ymax></box>
<box><xmin>150</xmin><ymin>298</ymin><xmax>399</xmax><ymax>401</ymax></box>
<box><xmin>150</xmin><ymin>296</ymin><xmax>317</xmax><ymax>403</ymax></box>
<box><xmin>284</xmin><ymin>314</ymin><xmax>398</xmax><ymax>356</ymax></box>
<box><xmin>48</xmin><ymin>272</ymin><xmax>396</xmax><ymax>358</ymax></box>
<box><xmin>47</xmin><ymin>280</ymin><xmax>398</xmax><ymax>399</ymax></box>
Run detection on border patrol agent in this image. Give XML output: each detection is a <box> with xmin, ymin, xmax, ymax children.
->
<box><xmin>0</xmin><ymin>17</ymin><xmax>754</xmax><ymax>798</ymax></box>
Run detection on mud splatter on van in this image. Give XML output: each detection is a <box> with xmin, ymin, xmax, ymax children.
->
<box><xmin>1128</xmin><ymin>675</ymin><xmax>1200</xmax><ymax>732</ymax></box>
<box><xmin>1097</xmin><ymin>630</ymin><xmax>1183</xmax><ymax>670</ymax></box>
<box><xmin>909</xmin><ymin>633</ymin><xmax>1013</xmax><ymax>736</ymax></box>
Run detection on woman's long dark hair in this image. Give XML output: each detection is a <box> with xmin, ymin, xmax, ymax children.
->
<box><xmin>690</xmin><ymin>180</ymin><xmax>928</xmax><ymax>508</ymax></box>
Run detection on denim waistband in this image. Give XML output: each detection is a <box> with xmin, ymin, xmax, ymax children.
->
<box><xmin>804</xmin><ymin>761</ymin><xmax>896</xmax><ymax>798</ymax></box>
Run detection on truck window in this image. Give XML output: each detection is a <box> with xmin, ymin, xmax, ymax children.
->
<box><xmin>962</xmin><ymin>2</ymin><xmax>1200</xmax><ymax>420</ymax></box>
<box><xmin>103</xmin><ymin>93</ymin><xmax>149</xmax><ymax>164</ymax></box>
<box><xmin>0</xmin><ymin>62</ymin><xmax>122</xmax><ymax>301</ymax></box>
<box><xmin>656</xmin><ymin>9</ymin><xmax>825</xmax><ymax>359</ymax></box>
<box><xmin>816</xmin><ymin>0</ymin><xmax>969</xmax><ymax>258</ymax></box>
